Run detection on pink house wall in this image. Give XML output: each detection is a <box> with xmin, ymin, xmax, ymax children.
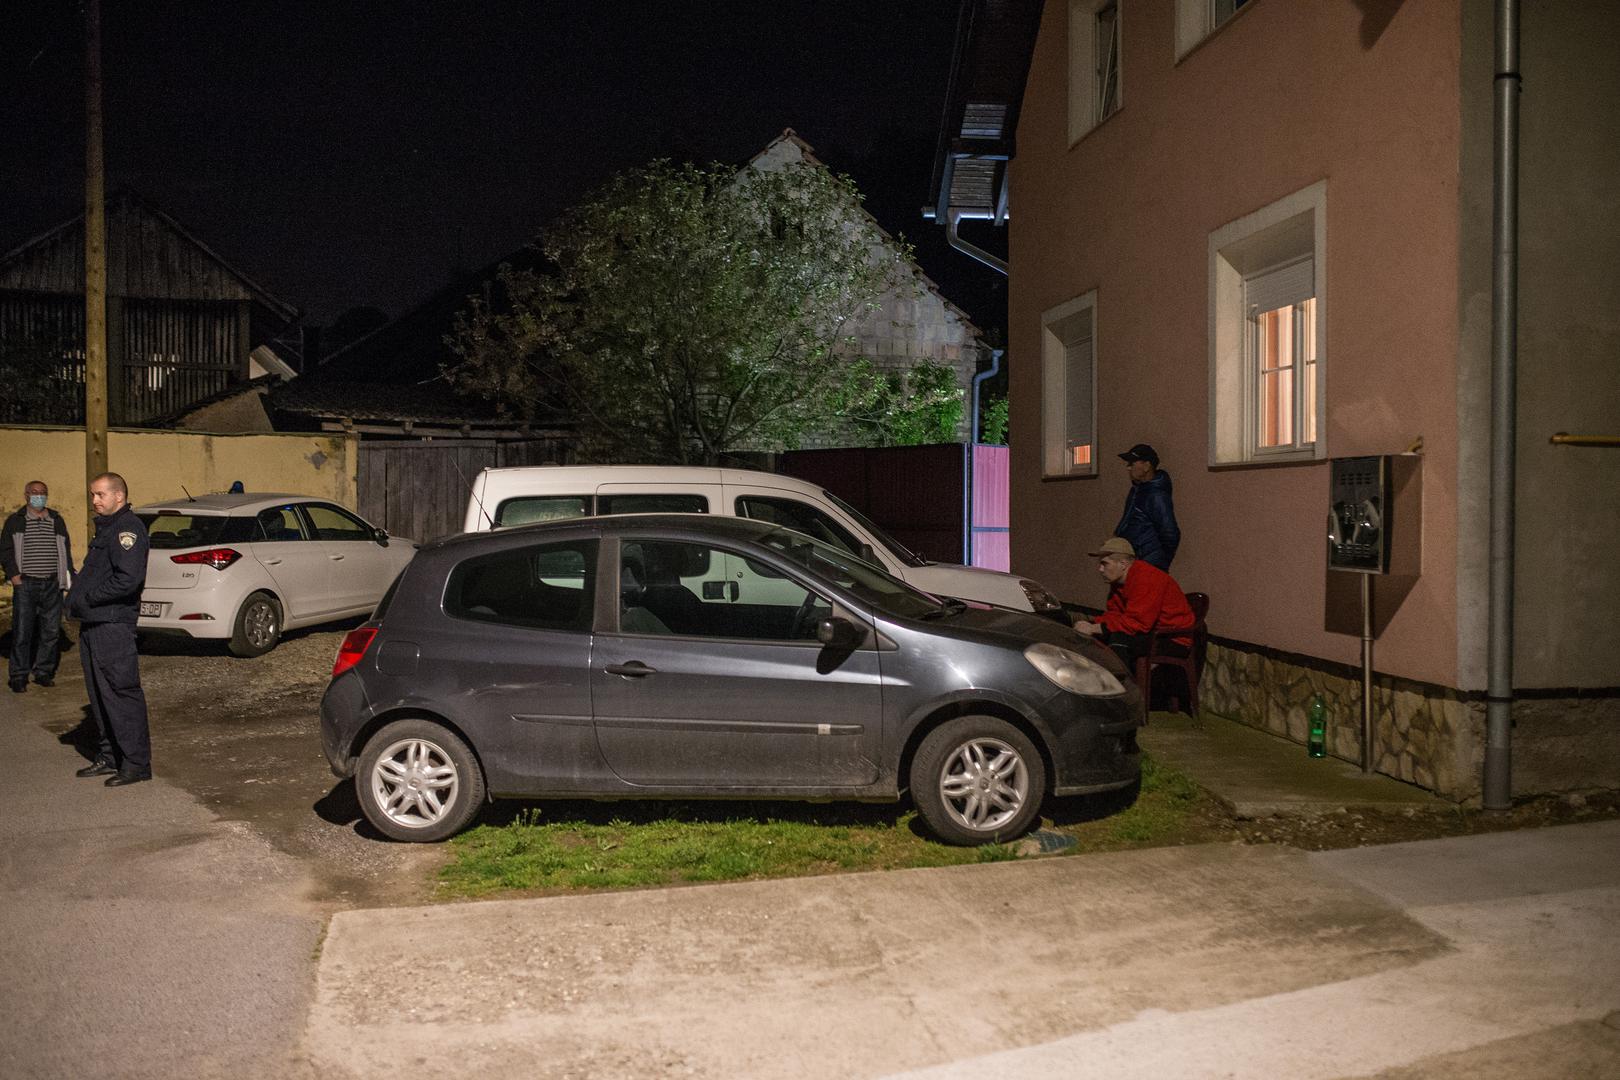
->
<box><xmin>1007</xmin><ymin>0</ymin><xmax>1463</xmax><ymax>687</ymax></box>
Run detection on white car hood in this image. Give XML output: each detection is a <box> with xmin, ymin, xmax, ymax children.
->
<box><xmin>902</xmin><ymin>562</ymin><xmax>1035</xmax><ymax>611</ymax></box>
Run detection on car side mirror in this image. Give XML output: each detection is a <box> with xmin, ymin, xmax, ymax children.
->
<box><xmin>816</xmin><ymin>616</ymin><xmax>864</xmax><ymax>650</ymax></box>
<box><xmin>373</xmin><ymin>528</ymin><xmax>389</xmax><ymax>546</ymax></box>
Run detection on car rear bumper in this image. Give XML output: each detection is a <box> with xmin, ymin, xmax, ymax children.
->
<box><xmin>136</xmin><ymin>610</ymin><xmax>231</xmax><ymax>639</ymax></box>
<box><xmin>320</xmin><ymin>672</ymin><xmax>369</xmax><ymax>778</ymax></box>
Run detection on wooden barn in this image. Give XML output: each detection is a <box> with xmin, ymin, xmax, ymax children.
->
<box><xmin>0</xmin><ymin>188</ymin><xmax>298</xmax><ymax>426</ymax></box>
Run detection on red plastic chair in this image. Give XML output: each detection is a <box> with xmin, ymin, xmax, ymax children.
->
<box><xmin>1134</xmin><ymin>592</ymin><xmax>1209</xmax><ymax>723</ymax></box>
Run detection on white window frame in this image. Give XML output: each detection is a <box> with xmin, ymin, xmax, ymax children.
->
<box><xmin>1068</xmin><ymin>0</ymin><xmax>1123</xmax><ymax>144</ymax></box>
<box><xmin>1207</xmin><ymin>181</ymin><xmax>1327</xmax><ymax>466</ymax></box>
<box><xmin>1175</xmin><ymin>0</ymin><xmax>1255</xmax><ymax>60</ymax></box>
<box><xmin>1041</xmin><ymin>291</ymin><xmax>1100</xmax><ymax>478</ymax></box>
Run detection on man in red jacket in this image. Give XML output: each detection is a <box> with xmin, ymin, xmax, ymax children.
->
<box><xmin>1072</xmin><ymin>537</ymin><xmax>1195</xmax><ymax>668</ymax></box>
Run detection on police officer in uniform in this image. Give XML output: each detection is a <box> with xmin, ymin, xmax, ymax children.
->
<box><xmin>69</xmin><ymin>472</ymin><xmax>152</xmax><ymax>786</ymax></box>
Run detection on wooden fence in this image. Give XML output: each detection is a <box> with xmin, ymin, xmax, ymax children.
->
<box><xmin>357</xmin><ymin>438</ymin><xmax>570</xmax><ymax>544</ymax></box>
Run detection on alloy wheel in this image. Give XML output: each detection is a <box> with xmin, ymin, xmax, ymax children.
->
<box><xmin>937</xmin><ymin>736</ymin><xmax>1029</xmax><ymax>833</ymax></box>
<box><xmin>369</xmin><ymin>738</ymin><xmax>461</xmax><ymax>830</ymax></box>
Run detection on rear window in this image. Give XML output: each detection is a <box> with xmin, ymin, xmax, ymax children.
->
<box><xmin>597</xmin><ymin>493</ymin><xmax>707</xmax><ymax>515</ymax></box>
<box><xmin>138</xmin><ymin>513</ymin><xmax>254</xmax><ymax>549</ymax></box>
<box><xmin>444</xmin><ymin>539</ymin><xmax>598</xmax><ymax>632</ymax></box>
<box><xmin>494</xmin><ymin>495</ymin><xmax>591</xmax><ymax>528</ymax></box>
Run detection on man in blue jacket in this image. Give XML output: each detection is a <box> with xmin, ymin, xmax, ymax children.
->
<box><xmin>1113</xmin><ymin>443</ymin><xmax>1181</xmax><ymax>571</ymax></box>
<box><xmin>68</xmin><ymin>472</ymin><xmax>152</xmax><ymax>786</ymax></box>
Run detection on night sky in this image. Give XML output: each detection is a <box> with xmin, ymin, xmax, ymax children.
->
<box><xmin>2</xmin><ymin>1</ymin><xmax>1007</xmax><ymax>335</ymax></box>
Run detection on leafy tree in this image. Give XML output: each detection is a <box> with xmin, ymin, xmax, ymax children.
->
<box><xmin>444</xmin><ymin>159</ymin><xmax>917</xmax><ymax>464</ymax></box>
<box><xmin>844</xmin><ymin>359</ymin><xmax>965</xmax><ymax>446</ymax></box>
<box><xmin>979</xmin><ymin>395</ymin><xmax>1009</xmax><ymax>445</ymax></box>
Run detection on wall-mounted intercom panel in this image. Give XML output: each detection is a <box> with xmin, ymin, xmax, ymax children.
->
<box><xmin>1327</xmin><ymin>455</ymin><xmax>1422</xmax><ymax>575</ymax></box>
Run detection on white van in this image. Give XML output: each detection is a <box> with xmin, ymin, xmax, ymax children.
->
<box><xmin>463</xmin><ymin>465</ymin><xmax>1066</xmax><ymax>617</ymax></box>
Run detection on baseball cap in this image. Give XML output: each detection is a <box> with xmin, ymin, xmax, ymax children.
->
<box><xmin>1086</xmin><ymin>537</ymin><xmax>1136</xmax><ymax>559</ymax></box>
<box><xmin>1118</xmin><ymin>443</ymin><xmax>1159</xmax><ymax>466</ymax></box>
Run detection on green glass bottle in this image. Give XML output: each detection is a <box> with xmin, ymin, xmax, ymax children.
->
<box><xmin>1307</xmin><ymin>695</ymin><xmax>1327</xmax><ymax>758</ymax></box>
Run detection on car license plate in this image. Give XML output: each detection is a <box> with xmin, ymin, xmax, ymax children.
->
<box><xmin>139</xmin><ymin>602</ymin><xmax>164</xmax><ymax>618</ymax></box>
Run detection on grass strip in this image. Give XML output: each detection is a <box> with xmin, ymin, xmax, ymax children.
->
<box><xmin>438</xmin><ymin>752</ymin><xmax>1213</xmax><ymax>898</ymax></box>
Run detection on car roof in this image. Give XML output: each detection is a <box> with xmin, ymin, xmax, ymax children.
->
<box><xmin>474</xmin><ymin>463</ymin><xmax>827</xmax><ymax>496</ymax></box>
<box><xmin>135</xmin><ymin>493</ymin><xmax>329</xmax><ymax>515</ymax></box>
<box><xmin>427</xmin><ymin>512</ymin><xmax>781</xmax><ymax>553</ymax></box>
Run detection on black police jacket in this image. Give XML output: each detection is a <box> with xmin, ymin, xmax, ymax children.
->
<box><xmin>69</xmin><ymin>504</ymin><xmax>149</xmax><ymax>625</ymax></box>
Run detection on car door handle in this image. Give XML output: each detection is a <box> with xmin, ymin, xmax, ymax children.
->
<box><xmin>329</xmin><ymin>553</ymin><xmax>345</xmax><ymax>561</ymax></box>
<box><xmin>262</xmin><ymin>557</ymin><xmax>282</xmax><ymax>565</ymax></box>
<box><xmin>604</xmin><ymin>661</ymin><xmax>656</xmax><ymax>678</ymax></box>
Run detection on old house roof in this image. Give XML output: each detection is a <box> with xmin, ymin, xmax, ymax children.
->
<box><xmin>753</xmin><ymin>129</ymin><xmax>987</xmax><ymax>342</ymax></box>
<box><xmin>0</xmin><ymin>188</ymin><xmax>298</xmax><ymax>322</ymax></box>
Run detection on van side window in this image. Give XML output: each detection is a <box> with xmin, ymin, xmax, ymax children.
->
<box><xmin>735</xmin><ymin>495</ymin><xmax>860</xmax><ymax>554</ymax></box>
<box><xmin>445</xmin><ymin>539</ymin><xmax>598</xmax><ymax>632</ymax></box>
<box><xmin>597</xmin><ymin>493</ymin><xmax>708</xmax><ymax>515</ymax></box>
<box><xmin>494</xmin><ymin>495</ymin><xmax>592</xmax><ymax>528</ymax></box>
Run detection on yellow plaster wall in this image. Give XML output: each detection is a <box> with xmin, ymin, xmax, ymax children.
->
<box><xmin>0</xmin><ymin>425</ymin><xmax>358</xmax><ymax>546</ymax></box>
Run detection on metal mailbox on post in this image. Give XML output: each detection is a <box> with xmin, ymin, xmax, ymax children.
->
<box><xmin>1326</xmin><ymin>454</ymin><xmax>1422</xmax><ymax>774</ymax></box>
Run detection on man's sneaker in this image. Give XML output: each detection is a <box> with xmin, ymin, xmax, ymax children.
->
<box><xmin>75</xmin><ymin>759</ymin><xmax>118</xmax><ymax>778</ymax></box>
<box><xmin>105</xmin><ymin>769</ymin><xmax>152</xmax><ymax>787</ymax></box>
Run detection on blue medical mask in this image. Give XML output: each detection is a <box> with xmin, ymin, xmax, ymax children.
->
<box><xmin>28</xmin><ymin>494</ymin><xmax>47</xmax><ymax>510</ymax></box>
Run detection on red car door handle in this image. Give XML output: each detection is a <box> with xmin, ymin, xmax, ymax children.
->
<box><xmin>604</xmin><ymin>662</ymin><xmax>656</xmax><ymax>678</ymax></box>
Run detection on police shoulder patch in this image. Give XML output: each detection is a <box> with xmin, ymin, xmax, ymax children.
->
<box><xmin>118</xmin><ymin>531</ymin><xmax>137</xmax><ymax>550</ymax></box>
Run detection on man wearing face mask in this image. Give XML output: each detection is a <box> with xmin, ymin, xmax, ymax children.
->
<box><xmin>3</xmin><ymin>480</ymin><xmax>74</xmax><ymax>693</ymax></box>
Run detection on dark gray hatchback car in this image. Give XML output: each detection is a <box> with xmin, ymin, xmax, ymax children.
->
<box><xmin>320</xmin><ymin>514</ymin><xmax>1143</xmax><ymax>845</ymax></box>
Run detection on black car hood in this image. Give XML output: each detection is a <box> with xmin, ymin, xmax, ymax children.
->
<box><xmin>902</xmin><ymin>605</ymin><xmax>1132</xmax><ymax>678</ymax></box>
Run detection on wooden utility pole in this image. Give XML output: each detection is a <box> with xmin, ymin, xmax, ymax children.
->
<box><xmin>84</xmin><ymin>0</ymin><xmax>109</xmax><ymax>517</ymax></box>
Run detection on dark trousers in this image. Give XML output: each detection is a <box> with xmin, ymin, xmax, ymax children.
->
<box><xmin>1102</xmin><ymin>630</ymin><xmax>1188</xmax><ymax>671</ymax></box>
<box><xmin>79</xmin><ymin>621</ymin><xmax>151</xmax><ymax>773</ymax></box>
<box><xmin>9</xmin><ymin>577</ymin><xmax>63</xmax><ymax>684</ymax></box>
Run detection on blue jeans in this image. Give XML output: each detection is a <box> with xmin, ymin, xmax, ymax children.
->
<box><xmin>9</xmin><ymin>577</ymin><xmax>64</xmax><ymax>684</ymax></box>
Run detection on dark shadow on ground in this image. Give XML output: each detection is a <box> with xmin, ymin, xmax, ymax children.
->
<box><xmin>469</xmin><ymin>794</ymin><xmax>918</xmax><ymax>834</ymax></box>
<box><xmin>137</xmin><ymin>615</ymin><xmax>367</xmax><ymax>657</ymax></box>
<box><xmin>1045</xmin><ymin>777</ymin><xmax>1144</xmax><ymax>827</ymax></box>
<box><xmin>54</xmin><ymin>708</ymin><xmax>101</xmax><ymax>762</ymax></box>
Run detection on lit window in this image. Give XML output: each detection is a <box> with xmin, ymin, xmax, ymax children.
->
<box><xmin>1041</xmin><ymin>292</ymin><xmax>1098</xmax><ymax>477</ymax></box>
<box><xmin>1208</xmin><ymin>182</ymin><xmax>1326</xmax><ymax>465</ymax></box>
<box><xmin>1247</xmin><ymin>260</ymin><xmax>1316</xmax><ymax>453</ymax></box>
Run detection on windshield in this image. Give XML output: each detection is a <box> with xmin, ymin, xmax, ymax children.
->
<box><xmin>823</xmin><ymin>490</ymin><xmax>927</xmax><ymax>568</ymax></box>
<box><xmin>759</xmin><ymin>528</ymin><xmax>942</xmax><ymax>620</ymax></box>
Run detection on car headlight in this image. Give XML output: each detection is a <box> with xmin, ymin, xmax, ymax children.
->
<box><xmin>1019</xmin><ymin>579</ymin><xmax>1064</xmax><ymax>614</ymax></box>
<box><xmin>1024</xmin><ymin>642</ymin><xmax>1126</xmax><ymax>697</ymax></box>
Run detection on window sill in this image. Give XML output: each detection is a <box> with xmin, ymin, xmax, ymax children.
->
<box><xmin>1040</xmin><ymin>471</ymin><xmax>1100</xmax><ymax>482</ymax></box>
<box><xmin>1208</xmin><ymin>450</ymin><xmax>1325</xmax><ymax>471</ymax></box>
<box><xmin>1066</xmin><ymin>105</ymin><xmax>1124</xmax><ymax>151</ymax></box>
<box><xmin>1174</xmin><ymin>1</ymin><xmax>1262</xmax><ymax>67</ymax></box>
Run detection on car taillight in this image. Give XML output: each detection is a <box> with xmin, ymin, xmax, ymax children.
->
<box><xmin>170</xmin><ymin>548</ymin><xmax>241</xmax><ymax>571</ymax></box>
<box><xmin>333</xmin><ymin>627</ymin><xmax>378</xmax><ymax>677</ymax></box>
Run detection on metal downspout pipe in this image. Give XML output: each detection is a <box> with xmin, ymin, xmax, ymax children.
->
<box><xmin>1484</xmin><ymin>0</ymin><xmax>1520</xmax><ymax>811</ymax></box>
<box><xmin>945</xmin><ymin>209</ymin><xmax>1009</xmax><ymax>276</ymax></box>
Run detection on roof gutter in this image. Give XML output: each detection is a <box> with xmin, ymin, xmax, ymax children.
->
<box><xmin>925</xmin><ymin>207</ymin><xmax>1008</xmax><ymax>276</ymax></box>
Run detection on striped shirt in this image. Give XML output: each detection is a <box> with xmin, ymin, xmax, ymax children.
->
<box><xmin>20</xmin><ymin>514</ymin><xmax>58</xmax><ymax>578</ymax></box>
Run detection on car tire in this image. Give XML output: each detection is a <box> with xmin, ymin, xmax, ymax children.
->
<box><xmin>228</xmin><ymin>592</ymin><xmax>282</xmax><ymax>657</ymax></box>
<box><xmin>355</xmin><ymin>719</ymin><xmax>485</xmax><ymax>843</ymax></box>
<box><xmin>911</xmin><ymin>716</ymin><xmax>1046</xmax><ymax>846</ymax></box>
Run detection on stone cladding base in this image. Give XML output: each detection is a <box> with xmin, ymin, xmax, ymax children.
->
<box><xmin>1199</xmin><ymin>641</ymin><xmax>1620</xmax><ymax>803</ymax></box>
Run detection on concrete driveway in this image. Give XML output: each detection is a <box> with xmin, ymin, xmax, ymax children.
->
<box><xmin>305</xmin><ymin>823</ymin><xmax>1620</xmax><ymax>1079</ymax></box>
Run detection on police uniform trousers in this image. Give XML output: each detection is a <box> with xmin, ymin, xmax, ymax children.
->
<box><xmin>79</xmin><ymin>621</ymin><xmax>151</xmax><ymax>772</ymax></box>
